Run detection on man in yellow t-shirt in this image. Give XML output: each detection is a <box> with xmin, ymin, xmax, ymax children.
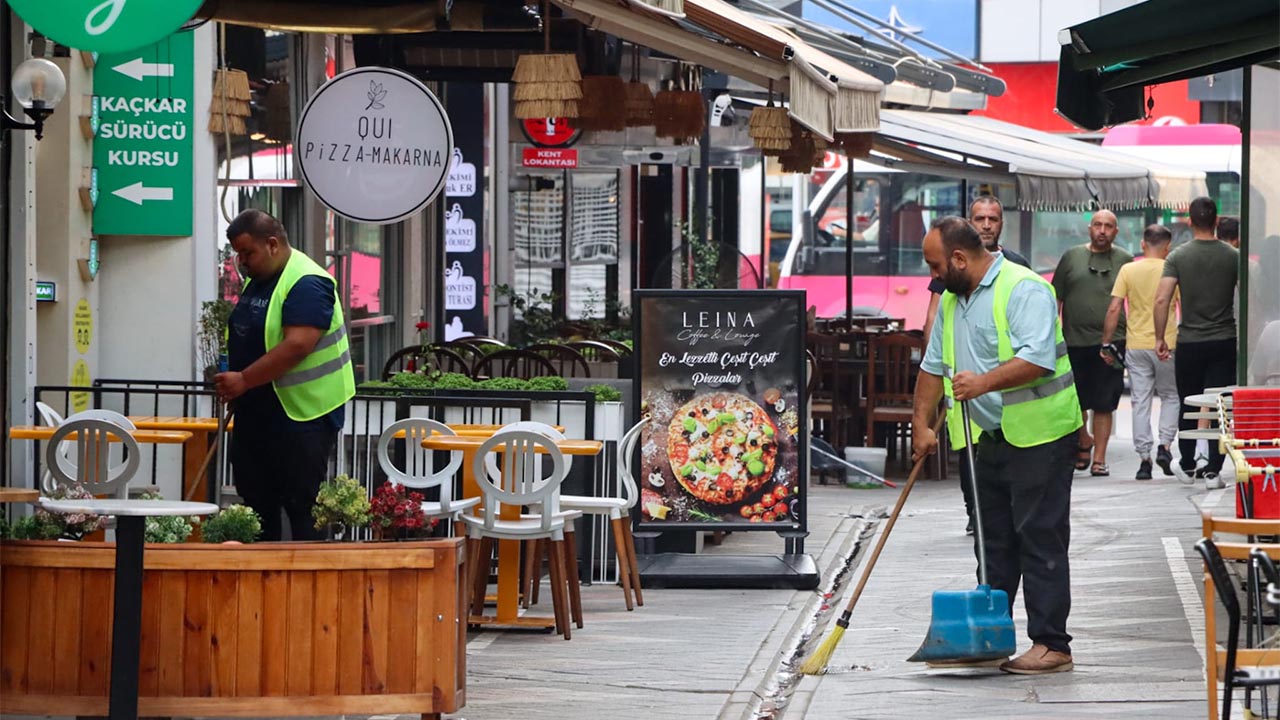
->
<box><xmin>1101</xmin><ymin>225</ymin><xmax>1179</xmax><ymax>481</ymax></box>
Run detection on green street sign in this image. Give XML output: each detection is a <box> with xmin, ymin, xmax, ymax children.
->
<box><xmin>8</xmin><ymin>0</ymin><xmax>203</xmax><ymax>54</ymax></box>
<box><xmin>92</xmin><ymin>32</ymin><xmax>193</xmax><ymax>237</ymax></box>
<box><xmin>35</xmin><ymin>281</ymin><xmax>57</xmax><ymax>303</ymax></box>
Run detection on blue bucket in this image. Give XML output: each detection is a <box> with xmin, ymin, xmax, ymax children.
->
<box><xmin>907</xmin><ymin>584</ymin><xmax>1017</xmax><ymax>663</ymax></box>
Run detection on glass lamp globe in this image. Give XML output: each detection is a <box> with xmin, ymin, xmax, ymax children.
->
<box><xmin>11</xmin><ymin>58</ymin><xmax>67</xmax><ymax>110</ymax></box>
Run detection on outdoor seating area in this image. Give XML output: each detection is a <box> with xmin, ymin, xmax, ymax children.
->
<box><xmin>381</xmin><ymin>337</ymin><xmax>632</xmax><ymax>381</ymax></box>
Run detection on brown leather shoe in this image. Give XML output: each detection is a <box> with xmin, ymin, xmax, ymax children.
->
<box><xmin>999</xmin><ymin>644</ymin><xmax>1073</xmax><ymax>675</ymax></box>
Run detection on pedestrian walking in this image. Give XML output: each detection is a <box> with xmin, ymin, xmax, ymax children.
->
<box><xmin>1052</xmin><ymin>210</ymin><xmax>1133</xmax><ymax>477</ymax></box>
<box><xmin>922</xmin><ymin>195</ymin><xmax>1031</xmax><ymax>535</ymax></box>
<box><xmin>1154</xmin><ymin>197</ymin><xmax>1239</xmax><ymax>489</ymax></box>
<box><xmin>1100</xmin><ymin>224</ymin><xmax>1179</xmax><ymax>480</ymax></box>
<box><xmin>215</xmin><ymin>209</ymin><xmax>356</xmax><ymax>540</ymax></box>
<box><xmin>913</xmin><ymin>216</ymin><xmax>1082</xmax><ymax>675</ymax></box>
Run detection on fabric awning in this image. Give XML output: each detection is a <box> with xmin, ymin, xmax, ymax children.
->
<box><xmin>556</xmin><ymin>0</ymin><xmax>883</xmax><ymax>139</ymax></box>
<box><xmin>876</xmin><ymin>110</ymin><xmax>1207</xmax><ymax>211</ymax></box>
<box><xmin>1055</xmin><ymin>0</ymin><xmax>1279</xmax><ymax>130</ymax></box>
<box><xmin>194</xmin><ymin>0</ymin><xmax>438</xmax><ymax>33</ymax></box>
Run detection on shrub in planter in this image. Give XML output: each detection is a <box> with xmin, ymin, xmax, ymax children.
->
<box><xmin>31</xmin><ymin>485</ymin><xmax>106</xmax><ymax>540</ymax></box>
<box><xmin>370</xmin><ymin>482</ymin><xmax>434</xmax><ymax>540</ymax></box>
<box><xmin>201</xmin><ymin>504</ymin><xmax>263</xmax><ymax>544</ymax></box>
<box><xmin>527</xmin><ymin>376</ymin><xmax>569</xmax><ymax>392</ymax></box>
<box><xmin>313</xmin><ymin>474</ymin><xmax>371</xmax><ymax>538</ymax></box>
<box><xmin>135</xmin><ymin>492</ymin><xmax>195</xmax><ymax>544</ymax></box>
<box><xmin>585</xmin><ymin>384</ymin><xmax>622</xmax><ymax>403</ymax></box>
<box><xmin>10</xmin><ymin>514</ymin><xmax>62</xmax><ymax>540</ymax></box>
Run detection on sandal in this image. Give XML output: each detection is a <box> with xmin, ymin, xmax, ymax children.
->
<box><xmin>1075</xmin><ymin>445</ymin><xmax>1093</xmax><ymax>471</ymax></box>
<box><xmin>1090</xmin><ymin>462</ymin><xmax>1110</xmax><ymax>477</ymax></box>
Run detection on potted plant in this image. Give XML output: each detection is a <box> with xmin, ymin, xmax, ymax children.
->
<box><xmin>28</xmin><ymin>486</ymin><xmax>106</xmax><ymax>540</ymax></box>
<box><xmin>313</xmin><ymin>474</ymin><xmax>371</xmax><ymax>540</ymax></box>
<box><xmin>197</xmin><ymin>298</ymin><xmax>234</xmax><ymax>382</ymax></box>
<box><xmin>201</xmin><ymin>504</ymin><xmax>263</xmax><ymax>544</ymax></box>
<box><xmin>586</xmin><ymin>384</ymin><xmax>625</xmax><ymax>441</ymax></box>
<box><xmin>370</xmin><ymin>481</ymin><xmax>434</xmax><ymax>540</ymax></box>
<box><xmin>135</xmin><ymin>492</ymin><xmax>196</xmax><ymax>543</ymax></box>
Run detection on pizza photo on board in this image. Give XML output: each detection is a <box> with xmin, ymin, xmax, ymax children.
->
<box><xmin>634</xmin><ymin>291</ymin><xmax>806</xmax><ymax>528</ymax></box>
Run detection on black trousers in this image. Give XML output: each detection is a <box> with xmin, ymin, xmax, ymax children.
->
<box><xmin>1175</xmin><ymin>338</ymin><xmax>1237</xmax><ymax>473</ymax></box>
<box><xmin>231</xmin><ymin>424</ymin><xmax>337</xmax><ymax>541</ymax></box>
<box><xmin>974</xmin><ymin>430</ymin><xmax>1076</xmax><ymax>654</ymax></box>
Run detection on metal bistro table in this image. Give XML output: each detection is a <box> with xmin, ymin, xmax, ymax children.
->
<box><xmin>38</xmin><ymin>498</ymin><xmax>218</xmax><ymax>720</ymax></box>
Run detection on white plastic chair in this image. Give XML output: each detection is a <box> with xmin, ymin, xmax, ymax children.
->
<box><xmin>44</xmin><ymin>418</ymin><xmax>140</xmax><ymax>499</ymax></box>
<box><xmin>36</xmin><ymin>402</ymin><xmax>68</xmax><ymax>495</ymax></box>
<box><xmin>375</xmin><ymin>418</ymin><xmax>474</xmax><ymax>535</ymax></box>
<box><xmin>462</xmin><ymin>430</ymin><xmax>582</xmax><ymax>639</ymax></box>
<box><xmin>36</xmin><ymin>401</ymin><xmax>64</xmax><ymax>427</ymax></box>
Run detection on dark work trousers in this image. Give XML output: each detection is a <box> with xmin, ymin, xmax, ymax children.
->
<box><xmin>1174</xmin><ymin>338</ymin><xmax>1237</xmax><ymax>473</ymax></box>
<box><xmin>231</xmin><ymin>424</ymin><xmax>337</xmax><ymax>541</ymax></box>
<box><xmin>974</xmin><ymin>430</ymin><xmax>1076</xmax><ymax>655</ymax></box>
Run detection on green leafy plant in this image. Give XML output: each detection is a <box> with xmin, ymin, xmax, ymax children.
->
<box><xmin>527</xmin><ymin>376</ymin><xmax>569</xmax><ymax>392</ymax></box>
<box><xmin>585</xmin><ymin>384</ymin><xmax>622</xmax><ymax>403</ymax></box>
<box><xmin>313</xmin><ymin>474</ymin><xmax>371</xmax><ymax>532</ymax></box>
<box><xmin>431</xmin><ymin>372</ymin><xmax>477</xmax><ymax>390</ymax></box>
<box><xmin>197</xmin><ymin>299</ymin><xmax>235</xmax><ymax>380</ymax></box>
<box><xmin>10</xmin><ymin>514</ymin><xmax>62</xmax><ymax>540</ymax></box>
<box><xmin>0</xmin><ymin>517</ymin><xmax>10</xmax><ymax>540</ymax></box>
<box><xmin>201</xmin><ymin>504</ymin><xmax>263</xmax><ymax>544</ymax></box>
<box><xmin>496</xmin><ymin>284</ymin><xmax>562</xmax><ymax>345</ymax></box>
<box><xmin>476</xmin><ymin>377</ymin><xmax>527</xmax><ymax>391</ymax></box>
<box><xmin>137</xmin><ymin>491</ymin><xmax>195</xmax><ymax>543</ymax></box>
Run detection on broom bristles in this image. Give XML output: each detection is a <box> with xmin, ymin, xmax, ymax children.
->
<box><xmin>799</xmin><ymin>624</ymin><xmax>845</xmax><ymax>675</ymax></box>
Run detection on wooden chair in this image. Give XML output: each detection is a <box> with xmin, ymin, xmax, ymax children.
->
<box><xmin>381</xmin><ymin>344</ymin><xmax>473</xmax><ymax>379</ymax></box>
<box><xmin>526</xmin><ymin>343</ymin><xmax>592</xmax><ymax>378</ymax></box>
<box><xmin>375</xmin><ymin>418</ymin><xmax>473</xmax><ymax>536</ymax></box>
<box><xmin>462</xmin><ymin>431</ymin><xmax>582</xmax><ymax>639</ymax></box>
<box><xmin>44</xmin><ymin>418</ymin><xmax>140</xmax><ymax>499</ymax></box>
<box><xmin>455</xmin><ymin>336</ymin><xmax>509</xmax><ymax>351</ymax></box>
<box><xmin>441</xmin><ymin>341</ymin><xmax>487</xmax><ymax>370</ymax></box>
<box><xmin>567</xmin><ymin>340</ymin><xmax>622</xmax><ymax>378</ymax></box>
<box><xmin>806</xmin><ymin>332</ymin><xmax>850</xmax><ymax>450</ymax></box>
<box><xmin>474</xmin><ymin>349</ymin><xmax>560</xmax><ymax>380</ymax></box>
<box><xmin>865</xmin><ymin>332</ymin><xmax>923</xmax><ymax>462</ymax></box>
<box><xmin>1199</xmin><ymin>511</ymin><xmax>1280</xmax><ymax>720</ymax></box>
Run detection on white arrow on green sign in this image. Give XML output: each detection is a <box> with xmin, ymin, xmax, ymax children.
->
<box><xmin>92</xmin><ymin>32</ymin><xmax>193</xmax><ymax>236</ymax></box>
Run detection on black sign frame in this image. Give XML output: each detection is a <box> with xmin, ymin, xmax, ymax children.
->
<box><xmin>632</xmin><ymin>289</ymin><xmax>809</xmax><ymax>534</ymax></box>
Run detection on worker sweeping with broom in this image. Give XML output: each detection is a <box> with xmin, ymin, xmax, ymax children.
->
<box><xmin>908</xmin><ymin>216</ymin><xmax>1082</xmax><ymax>674</ymax></box>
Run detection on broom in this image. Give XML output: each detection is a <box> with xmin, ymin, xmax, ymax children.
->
<box><xmin>799</xmin><ymin>413</ymin><xmax>946</xmax><ymax>675</ymax></box>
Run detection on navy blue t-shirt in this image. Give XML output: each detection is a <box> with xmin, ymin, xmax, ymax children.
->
<box><xmin>228</xmin><ymin>269</ymin><xmax>345</xmax><ymax>432</ymax></box>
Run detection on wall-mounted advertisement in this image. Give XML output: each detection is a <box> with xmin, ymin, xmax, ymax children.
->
<box><xmin>442</xmin><ymin>82</ymin><xmax>487</xmax><ymax>339</ymax></box>
<box><xmin>634</xmin><ymin>290</ymin><xmax>808</xmax><ymax>531</ymax></box>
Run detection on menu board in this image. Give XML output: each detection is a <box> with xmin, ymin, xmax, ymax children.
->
<box><xmin>634</xmin><ymin>290</ymin><xmax>807</xmax><ymax>530</ymax></box>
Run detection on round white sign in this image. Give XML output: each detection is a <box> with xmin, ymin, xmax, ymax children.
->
<box><xmin>296</xmin><ymin>67</ymin><xmax>453</xmax><ymax>224</ymax></box>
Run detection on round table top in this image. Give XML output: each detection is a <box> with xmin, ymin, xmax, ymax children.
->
<box><xmin>1186</xmin><ymin>392</ymin><xmax>1232</xmax><ymax>409</ymax></box>
<box><xmin>39</xmin><ymin>498</ymin><xmax>219</xmax><ymax>517</ymax></box>
<box><xmin>1178</xmin><ymin>428</ymin><xmax>1224</xmax><ymax>441</ymax></box>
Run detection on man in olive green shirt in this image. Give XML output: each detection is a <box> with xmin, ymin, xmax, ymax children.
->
<box><xmin>1053</xmin><ymin>210</ymin><xmax>1133</xmax><ymax>477</ymax></box>
<box><xmin>1154</xmin><ymin>197</ymin><xmax>1239</xmax><ymax>489</ymax></box>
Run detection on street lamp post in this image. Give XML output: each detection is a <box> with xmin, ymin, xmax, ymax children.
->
<box><xmin>2</xmin><ymin>57</ymin><xmax>67</xmax><ymax>140</ymax></box>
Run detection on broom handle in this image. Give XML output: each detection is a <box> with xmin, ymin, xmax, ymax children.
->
<box><xmin>836</xmin><ymin>413</ymin><xmax>945</xmax><ymax>621</ymax></box>
<box><xmin>184</xmin><ymin>408</ymin><xmax>234</xmax><ymax>502</ymax></box>
<box><xmin>959</xmin><ymin>400</ymin><xmax>988</xmax><ymax>586</ymax></box>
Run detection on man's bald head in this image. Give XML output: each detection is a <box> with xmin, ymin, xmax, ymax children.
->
<box><xmin>1088</xmin><ymin>209</ymin><xmax>1118</xmax><ymax>252</ymax></box>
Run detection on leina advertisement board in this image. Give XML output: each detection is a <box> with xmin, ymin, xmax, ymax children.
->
<box><xmin>634</xmin><ymin>290</ymin><xmax>808</xmax><ymax>530</ymax></box>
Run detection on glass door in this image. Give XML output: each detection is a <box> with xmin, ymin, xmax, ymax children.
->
<box><xmin>326</xmin><ymin>214</ymin><xmax>402</xmax><ymax>383</ymax></box>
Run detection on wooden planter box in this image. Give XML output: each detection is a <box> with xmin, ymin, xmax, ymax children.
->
<box><xmin>0</xmin><ymin>539</ymin><xmax>465</xmax><ymax>718</ymax></box>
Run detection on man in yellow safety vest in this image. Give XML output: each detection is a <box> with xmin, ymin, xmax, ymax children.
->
<box><xmin>214</xmin><ymin>209</ymin><xmax>355</xmax><ymax>540</ymax></box>
<box><xmin>912</xmin><ymin>217</ymin><xmax>1082</xmax><ymax>675</ymax></box>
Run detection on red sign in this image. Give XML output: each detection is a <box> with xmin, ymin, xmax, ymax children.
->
<box><xmin>520</xmin><ymin>117</ymin><xmax>580</xmax><ymax>148</ymax></box>
<box><xmin>972</xmin><ymin>62</ymin><xmax>1200</xmax><ymax>133</ymax></box>
<box><xmin>522</xmin><ymin>148</ymin><xmax>578</xmax><ymax>169</ymax></box>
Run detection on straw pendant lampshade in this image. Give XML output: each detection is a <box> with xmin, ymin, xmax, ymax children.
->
<box><xmin>778</xmin><ymin>120</ymin><xmax>823</xmax><ymax>173</ymax></box>
<box><xmin>749</xmin><ymin>84</ymin><xmax>790</xmax><ymax>154</ymax></box>
<box><xmin>577</xmin><ymin>75</ymin><xmax>628</xmax><ymax>132</ymax></box>
<box><xmin>209</xmin><ymin>67</ymin><xmax>251</xmax><ymax>137</ymax></box>
<box><xmin>513</xmin><ymin>0</ymin><xmax>582</xmax><ymax>119</ymax></box>
<box><xmin>624</xmin><ymin>47</ymin><xmax>654</xmax><ymax>127</ymax></box>
<box><xmin>654</xmin><ymin>90</ymin><xmax>704</xmax><ymax>141</ymax></box>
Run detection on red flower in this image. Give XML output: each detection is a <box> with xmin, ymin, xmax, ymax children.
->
<box><xmin>415</xmin><ymin>321</ymin><xmax>431</xmax><ymax>330</ymax></box>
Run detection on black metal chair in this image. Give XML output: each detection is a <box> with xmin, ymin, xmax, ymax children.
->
<box><xmin>381</xmin><ymin>344</ymin><xmax>473</xmax><ymax>379</ymax></box>
<box><xmin>526</xmin><ymin>344</ymin><xmax>591</xmax><ymax>378</ymax></box>
<box><xmin>473</xmin><ymin>349</ymin><xmax>560</xmax><ymax>380</ymax></box>
<box><xmin>1195</xmin><ymin>538</ymin><xmax>1280</xmax><ymax>719</ymax></box>
<box><xmin>596</xmin><ymin>339</ymin><xmax>632</xmax><ymax>357</ymax></box>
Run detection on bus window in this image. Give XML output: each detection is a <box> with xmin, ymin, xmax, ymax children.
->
<box><xmin>887</xmin><ymin>174</ymin><xmax>963</xmax><ymax>276</ymax></box>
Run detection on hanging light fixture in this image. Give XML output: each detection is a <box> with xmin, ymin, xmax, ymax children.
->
<box><xmin>1</xmin><ymin>58</ymin><xmax>67</xmax><ymax>141</ymax></box>
<box><xmin>513</xmin><ymin>0</ymin><xmax>582</xmax><ymax>119</ymax></box>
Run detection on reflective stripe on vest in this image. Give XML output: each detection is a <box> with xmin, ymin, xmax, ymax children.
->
<box><xmin>940</xmin><ymin>260</ymin><xmax>1082</xmax><ymax>450</ymax></box>
<box><xmin>255</xmin><ymin>251</ymin><xmax>356</xmax><ymax>421</ymax></box>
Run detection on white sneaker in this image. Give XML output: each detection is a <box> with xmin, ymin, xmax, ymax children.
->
<box><xmin>1204</xmin><ymin>472</ymin><xmax>1226</xmax><ymax>490</ymax></box>
<box><xmin>1173</xmin><ymin>465</ymin><xmax>1196</xmax><ymax>485</ymax></box>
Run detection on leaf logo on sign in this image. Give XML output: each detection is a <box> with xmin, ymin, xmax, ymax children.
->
<box><xmin>365</xmin><ymin>80</ymin><xmax>387</xmax><ymax>111</ymax></box>
<box><xmin>444</xmin><ymin>260</ymin><xmax>477</xmax><ymax>310</ymax></box>
<box><xmin>446</xmin><ymin>148</ymin><xmax>476</xmax><ymax>198</ymax></box>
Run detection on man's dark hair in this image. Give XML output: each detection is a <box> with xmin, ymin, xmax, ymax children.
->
<box><xmin>969</xmin><ymin>194</ymin><xmax>1003</xmax><ymax>215</ymax></box>
<box><xmin>931</xmin><ymin>215</ymin><xmax>982</xmax><ymax>254</ymax></box>
<box><xmin>1188</xmin><ymin>196</ymin><xmax>1218</xmax><ymax>232</ymax></box>
<box><xmin>1143</xmin><ymin>224</ymin><xmax>1173</xmax><ymax>245</ymax></box>
<box><xmin>1217</xmin><ymin>216</ymin><xmax>1239</xmax><ymax>241</ymax></box>
<box><xmin>226</xmin><ymin>209</ymin><xmax>288</xmax><ymax>244</ymax></box>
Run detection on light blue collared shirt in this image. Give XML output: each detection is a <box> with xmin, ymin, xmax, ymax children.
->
<box><xmin>921</xmin><ymin>254</ymin><xmax>1061</xmax><ymax>431</ymax></box>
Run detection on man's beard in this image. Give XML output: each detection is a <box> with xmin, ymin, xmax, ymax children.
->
<box><xmin>943</xmin><ymin>262</ymin><xmax>971</xmax><ymax>295</ymax></box>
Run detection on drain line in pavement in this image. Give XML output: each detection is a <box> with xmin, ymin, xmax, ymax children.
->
<box><xmin>742</xmin><ymin>508</ymin><xmax>881</xmax><ymax>719</ymax></box>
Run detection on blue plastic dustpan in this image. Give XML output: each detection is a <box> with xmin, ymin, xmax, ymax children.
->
<box><xmin>907</xmin><ymin>584</ymin><xmax>1016</xmax><ymax>663</ymax></box>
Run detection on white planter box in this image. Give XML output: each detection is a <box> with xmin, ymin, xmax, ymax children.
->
<box><xmin>343</xmin><ymin>399</ymin><xmax>398</xmax><ymax>436</ymax></box>
<box><xmin>594</xmin><ymin>402</ymin><xmax>625</xmax><ymax>441</ymax></box>
<box><xmin>531</xmin><ymin>399</ymin><xmax>588</xmax><ymax>437</ymax></box>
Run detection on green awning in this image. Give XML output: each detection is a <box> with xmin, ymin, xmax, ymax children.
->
<box><xmin>1055</xmin><ymin>0</ymin><xmax>1279</xmax><ymax>130</ymax></box>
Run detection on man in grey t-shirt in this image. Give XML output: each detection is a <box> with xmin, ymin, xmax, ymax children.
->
<box><xmin>1154</xmin><ymin>197</ymin><xmax>1238</xmax><ymax>489</ymax></box>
